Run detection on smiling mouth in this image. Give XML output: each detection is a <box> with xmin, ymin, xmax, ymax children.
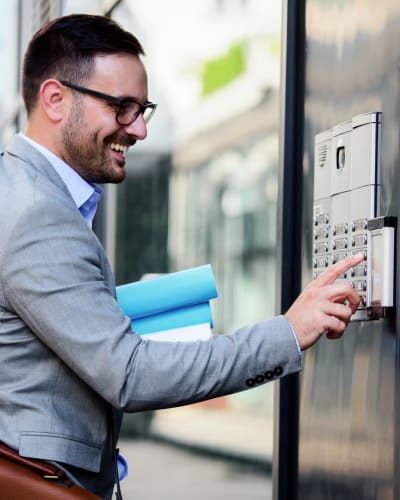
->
<box><xmin>109</xmin><ymin>142</ymin><xmax>129</xmax><ymax>158</ymax></box>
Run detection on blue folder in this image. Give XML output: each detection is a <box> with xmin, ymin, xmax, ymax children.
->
<box><xmin>116</xmin><ymin>265</ymin><xmax>218</xmax><ymax>334</ymax></box>
<box><xmin>132</xmin><ymin>302</ymin><xmax>213</xmax><ymax>335</ymax></box>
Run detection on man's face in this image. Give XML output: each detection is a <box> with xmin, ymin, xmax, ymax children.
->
<box><xmin>61</xmin><ymin>53</ymin><xmax>149</xmax><ymax>184</ymax></box>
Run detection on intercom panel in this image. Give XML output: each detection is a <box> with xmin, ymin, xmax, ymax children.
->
<box><xmin>313</xmin><ymin>112</ymin><xmax>395</xmax><ymax>320</ymax></box>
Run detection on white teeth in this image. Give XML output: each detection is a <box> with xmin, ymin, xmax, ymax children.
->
<box><xmin>109</xmin><ymin>143</ymin><xmax>128</xmax><ymax>155</ymax></box>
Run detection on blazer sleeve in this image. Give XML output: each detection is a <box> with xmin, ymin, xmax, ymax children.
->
<box><xmin>1</xmin><ymin>191</ymin><xmax>302</xmax><ymax>413</ymax></box>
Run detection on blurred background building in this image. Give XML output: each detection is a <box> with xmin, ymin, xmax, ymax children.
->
<box><xmin>0</xmin><ymin>0</ymin><xmax>283</xmax><ymax>491</ymax></box>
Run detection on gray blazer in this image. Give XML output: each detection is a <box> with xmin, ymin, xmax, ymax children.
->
<box><xmin>0</xmin><ymin>135</ymin><xmax>301</xmax><ymax>492</ymax></box>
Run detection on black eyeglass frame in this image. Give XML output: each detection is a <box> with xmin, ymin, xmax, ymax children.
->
<box><xmin>60</xmin><ymin>80</ymin><xmax>157</xmax><ymax>125</ymax></box>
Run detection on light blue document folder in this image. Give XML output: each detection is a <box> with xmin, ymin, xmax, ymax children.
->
<box><xmin>116</xmin><ymin>265</ymin><xmax>218</xmax><ymax>334</ymax></box>
<box><xmin>132</xmin><ymin>302</ymin><xmax>213</xmax><ymax>335</ymax></box>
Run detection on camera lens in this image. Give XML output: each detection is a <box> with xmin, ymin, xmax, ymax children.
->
<box><xmin>337</xmin><ymin>146</ymin><xmax>345</xmax><ymax>170</ymax></box>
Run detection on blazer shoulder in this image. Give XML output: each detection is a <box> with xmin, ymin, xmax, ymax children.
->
<box><xmin>2</xmin><ymin>135</ymin><xmax>71</xmax><ymax>197</ymax></box>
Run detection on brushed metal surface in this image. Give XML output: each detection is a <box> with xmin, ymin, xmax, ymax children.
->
<box><xmin>299</xmin><ymin>1</ymin><xmax>400</xmax><ymax>499</ymax></box>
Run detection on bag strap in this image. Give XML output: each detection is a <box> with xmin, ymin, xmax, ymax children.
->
<box><xmin>108</xmin><ymin>406</ymin><xmax>123</xmax><ymax>500</ymax></box>
<box><xmin>0</xmin><ymin>442</ymin><xmax>71</xmax><ymax>484</ymax></box>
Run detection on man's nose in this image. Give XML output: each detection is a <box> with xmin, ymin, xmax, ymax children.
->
<box><xmin>123</xmin><ymin>114</ymin><xmax>147</xmax><ymax>140</ymax></box>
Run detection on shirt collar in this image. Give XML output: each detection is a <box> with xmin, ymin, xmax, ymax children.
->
<box><xmin>19</xmin><ymin>133</ymin><xmax>103</xmax><ymax>226</ymax></box>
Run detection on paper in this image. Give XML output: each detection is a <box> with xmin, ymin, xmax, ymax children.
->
<box><xmin>140</xmin><ymin>323</ymin><xmax>212</xmax><ymax>342</ymax></box>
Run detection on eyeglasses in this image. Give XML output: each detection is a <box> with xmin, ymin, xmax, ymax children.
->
<box><xmin>60</xmin><ymin>80</ymin><xmax>157</xmax><ymax>126</ymax></box>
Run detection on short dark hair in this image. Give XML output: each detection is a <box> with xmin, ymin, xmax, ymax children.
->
<box><xmin>22</xmin><ymin>14</ymin><xmax>145</xmax><ymax>114</ymax></box>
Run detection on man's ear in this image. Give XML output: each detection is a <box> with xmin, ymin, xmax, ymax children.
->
<box><xmin>39</xmin><ymin>79</ymin><xmax>68</xmax><ymax>122</ymax></box>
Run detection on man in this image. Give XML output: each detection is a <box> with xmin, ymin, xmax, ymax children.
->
<box><xmin>0</xmin><ymin>14</ymin><xmax>363</xmax><ymax>499</ymax></box>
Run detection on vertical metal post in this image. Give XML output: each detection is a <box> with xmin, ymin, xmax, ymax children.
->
<box><xmin>273</xmin><ymin>1</ymin><xmax>305</xmax><ymax>499</ymax></box>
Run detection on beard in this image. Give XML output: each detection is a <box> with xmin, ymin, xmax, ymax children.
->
<box><xmin>61</xmin><ymin>102</ymin><xmax>126</xmax><ymax>184</ymax></box>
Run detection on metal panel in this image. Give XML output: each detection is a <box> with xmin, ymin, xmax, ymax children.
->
<box><xmin>298</xmin><ymin>1</ymin><xmax>400</xmax><ymax>499</ymax></box>
<box><xmin>273</xmin><ymin>1</ymin><xmax>305</xmax><ymax>499</ymax></box>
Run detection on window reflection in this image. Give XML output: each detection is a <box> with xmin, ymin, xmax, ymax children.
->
<box><xmin>0</xmin><ymin>0</ymin><xmax>283</xmax><ymax>478</ymax></box>
<box><xmin>112</xmin><ymin>0</ymin><xmax>282</xmax><ymax>461</ymax></box>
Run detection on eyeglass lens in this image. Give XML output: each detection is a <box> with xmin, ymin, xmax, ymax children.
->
<box><xmin>117</xmin><ymin>102</ymin><xmax>155</xmax><ymax>125</ymax></box>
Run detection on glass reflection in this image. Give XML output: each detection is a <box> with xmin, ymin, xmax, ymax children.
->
<box><xmin>111</xmin><ymin>0</ymin><xmax>282</xmax><ymax>466</ymax></box>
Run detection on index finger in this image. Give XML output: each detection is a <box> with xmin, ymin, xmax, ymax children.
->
<box><xmin>329</xmin><ymin>281</ymin><xmax>362</xmax><ymax>312</ymax></box>
<box><xmin>314</xmin><ymin>252</ymin><xmax>365</xmax><ymax>286</ymax></box>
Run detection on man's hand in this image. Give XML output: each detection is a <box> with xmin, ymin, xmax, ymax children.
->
<box><xmin>285</xmin><ymin>252</ymin><xmax>365</xmax><ymax>350</ymax></box>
